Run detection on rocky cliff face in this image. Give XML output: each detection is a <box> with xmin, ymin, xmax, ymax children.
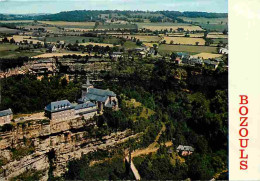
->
<box><xmin>0</xmin><ymin>118</ymin><xmax>135</xmax><ymax>180</ymax></box>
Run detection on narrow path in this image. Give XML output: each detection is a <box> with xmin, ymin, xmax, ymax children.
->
<box><xmin>125</xmin><ymin>156</ymin><xmax>141</xmax><ymax>180</ymax></box>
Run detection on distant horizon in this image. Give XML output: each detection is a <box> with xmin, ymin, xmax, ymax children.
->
<box><xmin>0</xmin><ymin>0</ymin><xmax>228</xmax><ymax>14</ymax></box>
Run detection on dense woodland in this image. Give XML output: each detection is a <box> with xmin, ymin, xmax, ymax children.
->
<box><xmin>0</xmin><ymin>55</ymin><xmax>228</xmax><ymax>179</ymax></box>
<box><xmin>0</xmin><ymin>10</ymin><xmax>228</xmax><ymax>22</ymax></box>
<box><xmin>61</xmin><ymin>57</ymin><xmax>228</xmax><ymax>180</ymax></box>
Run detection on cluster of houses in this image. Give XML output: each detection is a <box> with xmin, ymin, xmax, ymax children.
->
<box><xmin>0</xmin><ymin>79</ymin><xmax>118</xmax><ymax>126</ymax></box>
<box><xmin>174</xmin><ymin>52</ymin><xmax>223</xmax><ymax>70</ymax></box>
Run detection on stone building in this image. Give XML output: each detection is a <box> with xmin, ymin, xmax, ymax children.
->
<box><xmin>74</xmin><ymin>101</ymin><xmax>97</xmax><ymax>119</ymax></box>
<box><xmin>45</xmin><ymin>99</ymin><xmax>98</xmax><ymax>122</ymax></box>
<box><xmin>79</xmin><ymin>78</ymin><xmax>118</xmax><ymax>113</ymax></box>
<box><xmin>0</xmin><ymin>109</ymin><xmax>13</xmax><ymax>126</ymax></box>
<box><xmin>45</xmin><ymin>100</ymin><xmax>75</xmax><ymax>122</ymax></box>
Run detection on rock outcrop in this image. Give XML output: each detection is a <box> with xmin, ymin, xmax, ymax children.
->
<box><xmin>0</xmin><ymin>118</ymin><xmax>135</xmax><ymax>180</ymax></box>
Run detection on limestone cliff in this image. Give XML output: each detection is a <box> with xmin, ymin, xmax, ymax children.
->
<box><xmin>0</xmin><ymin>118</ymin><xmax>135</xmax><ymax>180</ymax></box>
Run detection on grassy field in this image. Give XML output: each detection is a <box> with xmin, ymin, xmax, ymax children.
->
<box><xmin>95</xmin><ymin>23</ymin><xmax>137</xmax><ymax>30</ymax></box>
<box><xmin>0</xmin><ymin>27</ymin><xmax>20</xmax><ymax>34</ymax></box>
<box><xmin>212</xmin><ymin>38</ymin><xmax>228</xmax><ymax>45</ymax></box>
<box><xmin>0</xmin><ymin>50</ymin><xmax>42</xmax><ymax>59</ymax></box>
<box><xmin>102</xmin><ymin>37</ymin><xmax>121</xmax><ymax>45</ymax></box>
<box><xmin>158</xmin><ymin>44</ymin><xmax>218</xmax><ymax>55</ymax></box>
<box><xmin>39</xmin><ymin>21</ymin><xmax>95</xmax><ymax>29</ymax></box>
<box><xmin>0</xmin><ymin>20</ymin><xmax>34</xmax><ymax>23</ymax></box>
<box><xmin>125</xmin><ymin>99</ymin><xmax>155</xmax><ymax>121</ymax></box>
<box><xmin>163</xmin><ymin>36</ymin><xmax>205</xmax><ymax>45</ymax></box>
<box><xmin>0</xmin><ymin>43</ymin><xmax>19</xmax><ymax>51</ymax></box>
<box><xmin>0</xmin><ymin>43</ymin><xmax>43</xmax><ymax>58</ymax></box>
<box><xmin>143</xmin><ymin>42</ymin><xmax>158</xmax><ymax>48</ymax></box>
<box><xmin>123</xmin><ymin>41</ymin><xmax>141</xmax><ymax>49</ymax></box>
<box><xmin>137</xmin><ymin>23</ymin><xmax>203</xmax><ymax>31</ymax></box>
<box><xmin>199</xmin><ymin>24</ymin><xmax>228</xmax><ymax>32</ymax></box>
<box><xmin>179</xmin><ymin>17</ymin><xmax>228</xmax><ymax>25</ymax></box>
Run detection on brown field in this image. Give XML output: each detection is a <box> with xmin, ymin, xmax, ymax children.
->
<box><xmin>139</xmin><ymin>25</ymin><xmax>203</xmax><ymax>31</ymax></box>
<box><xmin>39</xmin><ymin>21</ymin><xmax>96</xmax><ymax>27</ymax></box>
<box><xmin>193</xmin><ymin>53</ymin><xmax>222</xmax><ymax>59</ymax></box>
<box><xmin>163</xmin><ymin>36</ymin><xmax>205</xmax><ymax>45</ymax></box>
<box><xmin>79</xmin><ymin>42</ymin><xmax>114</xmax><ymax>47</ymax></box>
<box><xmin>5</xmin><ymin>35</ymin><xmax>44</xmax><ymax>44</ymax></box>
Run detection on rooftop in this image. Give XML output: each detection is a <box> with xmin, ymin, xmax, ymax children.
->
<box><xmin>45</xmin><ymin>100</ymin><xmax>74</xmax><ymax>113</ymax></box>
<box><xmin>0</xmin><ymin>108</ymin><xmax>13</xmax><ymax>117</ymax></box>
<box><xmin>74</xmin><ymin>102</ymin><xmax>96</xmax><ymax>110</ymax></box>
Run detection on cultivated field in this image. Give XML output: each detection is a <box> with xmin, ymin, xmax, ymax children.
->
<box><xmin>0</xmin><ymin>44</ymin><xmax>19</xmax><ymax>51</ymax></box>
<box><xmin>0</xmin><ymin>27</ymin><xmax>20</xmax><ymax>34</ymax></box>
<box><xmin>162</xmin><ymin>36</ymin><xmax>205</xmax><ymax>45</ymax></box>
<box><xmin>207</xmin><ymin>33</ymin><xmax>228</xmax><ymax>39</ymax></box>
<box><xmin>188</xmin><ymin>33</ymin><xmax>204</xmax><ymax>38</ymax></box>
<box><xmin>64</xmin><ymin>28</ymin><xmax>93</xmax><ymax>32</ymax></box>
<box><xmin>79</xmin><ymin>42</ymin><xmax>114</xmax><ymax>47</ymax></box>
<box><xmin>158</xmin><ymin>44</ymin><xmax>218</xmax><ymax>55</ymax></box>
<box><xmin>39</xmin><ymin>21</ymin><xmax>96</xmax><ymax>28</ymax></box>
<box><xmin>143</xmin><ymin>42</ymin><xmax>158</xmax><ymax>48</ymax></box>
<box><xmin>193</xmin><ymin>53</ymin><xmax>222</xmax><ymax>59</ymax></box>
<box><xmin>5</xmin><ymin>35</ymin><xmax>44</xmax><ymax>44</ymax></box>
<box><xmin>0</xmin><ymin>44</ymin><xmax>42</xmax><ymax>58</ymax></box>
<box><xmin>95</xmin><ymin>23</ymin><xmax>137</xmax><ymax>30</ymax></box>
<box><xmin>137</xmin><ymin>23</ymin><xmax>204</xmax><ymax>31</ymax></box>
<box><xmin>123</xmin><ymin>41</ymin><xmax>141</xmax><ymax>49</ymax></box>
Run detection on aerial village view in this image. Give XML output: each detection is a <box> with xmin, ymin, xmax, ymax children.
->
<box><xmin>0</xmin><ymin>0</ymin><xmax>228</xmax><ymax>180</ymax></box>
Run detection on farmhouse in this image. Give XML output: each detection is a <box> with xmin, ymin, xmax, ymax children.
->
<box><xmin>0</xmin><ymin>109</ymin><xmax>13</xmax><ymax>126</ymax></box>
<box><xmin>176</xmin><ymin>145</ymin><xmax>194</xmax><ymax>156</ymax></box>
<box><xmin>80</xmin><ymin>78</ymin><xmax>118</xmax><ymax>113</ymax></box>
